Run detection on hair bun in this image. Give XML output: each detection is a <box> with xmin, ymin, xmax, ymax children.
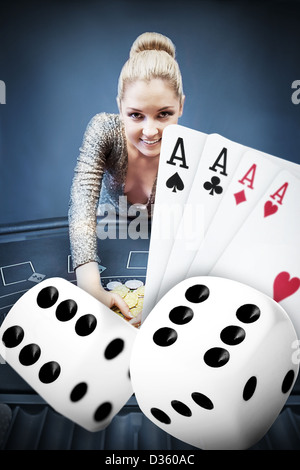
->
<box><xmin>129</xmin><ymin>32</ymin><xmax>176</xmax><ymax>59</ymax></box>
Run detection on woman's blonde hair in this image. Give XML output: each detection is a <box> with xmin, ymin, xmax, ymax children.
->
<box><xmin>117</xmin><ymin>32</ymin><xmax>184</xmax><ymax>106</ymax></box>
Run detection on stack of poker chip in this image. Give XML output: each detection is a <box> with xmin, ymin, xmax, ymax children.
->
<box><xmin>106</xmin><ymin>280</ymin><xmax>145</xmax><ymax>320</ymax></box>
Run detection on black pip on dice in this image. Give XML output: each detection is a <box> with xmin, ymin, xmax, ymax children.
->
<box><xmin>0</xmin><ymin>278</ymin><xmax>137</xmax><ymax>432</ymax></box>
<box><xmin>130</xmin><ymin>276</ymin><xmax>299</xmax><ymax>450</ymax></box>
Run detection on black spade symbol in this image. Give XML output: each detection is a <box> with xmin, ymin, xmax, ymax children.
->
<box><xmin>166</xmin><ymin>172</ymin><xmax>184</xmax><ymax>193</ymax></box>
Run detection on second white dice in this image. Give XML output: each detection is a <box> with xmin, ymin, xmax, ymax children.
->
<box><xmin>130</xmin><ymin>276</ymin><xmax>299</xmax><ymax>450</ymax></box>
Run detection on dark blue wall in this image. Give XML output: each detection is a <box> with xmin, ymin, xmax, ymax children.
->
<box><xmin>1</xmin><ymin>0</ymin><xmax>299</xmax><ymax>225</ymax></box>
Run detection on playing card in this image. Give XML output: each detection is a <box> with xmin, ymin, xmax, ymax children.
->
<box><xmin>210</xmin><ymin>169</ymin><xmax>300</xmax><ymax>338</ymax></box>
<box><xmin>142</xmin><ymin>124</ymin><xmax>207</xmax><ymax>320</ymax></box>
<box><xmin>187</xmin><ymin>149</ymin><xmax>286</xmax><ymax>277</ymax></box>
<box><xmin>155</xmin><ymin>133</ymin><xmax>245</xmax><ymax>302</ymax></box>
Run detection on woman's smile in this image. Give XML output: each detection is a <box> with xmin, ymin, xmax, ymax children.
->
<box><xmin>140</xmin><ymin>137</ymin><xmax>162</xmax><ymax>146</ymax></box>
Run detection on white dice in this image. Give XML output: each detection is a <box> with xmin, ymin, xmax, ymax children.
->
<box><xmin>130</xmin><ymin>276</ymin><xmax>299</xmax><ymax>450</ymax></box>
<box><xmin>0</xmin><ymin>277</ymin><xmax>137</xmax><ymax>432</ymax></box>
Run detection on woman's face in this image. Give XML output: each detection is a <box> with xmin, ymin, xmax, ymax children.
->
<box><xmin>119</xmin><ymin>79</ymin><xmax>184</xmax><ymax>159</ymax></box>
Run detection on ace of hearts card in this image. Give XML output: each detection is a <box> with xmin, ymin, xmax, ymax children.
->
<box><xmin>210</xmin><ymin>169</ymin><xmax>300</xmax><ymax>337</ymax></box>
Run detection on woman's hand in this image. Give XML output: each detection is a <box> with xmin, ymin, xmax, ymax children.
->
<box><xmin>75</xmin><ymin>261</ymin><xmax>133</xmax><ymax>320</ymax></box>
<box><xmin>129</xmin><ymin>312</ymin><xmax>142</xmax><ymax>328</ymax></box>
<box><xmin>92</xmin><ymin>287</ymin><xmax>133</xmax><ymax>320</ymax></box>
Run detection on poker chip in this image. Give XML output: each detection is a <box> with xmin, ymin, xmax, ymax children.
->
<box><xmin>125</xmin><ymin>279</ymin><xmax>144</xmax><ymax>290</ymax></box>
<box><xmin>109</xmin><ymin>280</ymin><xmax>145</xmax><ymax>326</ymax></box>
<box><xmin>106</xmin><ymin>281</ymin><xmax>123</xmax><ymax>291</ymax></box>
<box><xmin>130</xmin><ymin>305</ymin><xmax>143</xmax><ymax>317</ymax></box>
<box><xmin>124</xmin><ymin>292</ymin><xmax>139</xmax><ymax>308</ymax></box>
<box><xmin>111</xmin><ymin>285</ymin><xmax>129</xmax><ymax>298</ymax></box>
<box><xmin>135</xmin><ymin>285</ymin><xmax>145</xmax><ymax>297</ymax></box>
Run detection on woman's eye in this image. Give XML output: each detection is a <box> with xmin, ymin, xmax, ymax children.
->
<box><xmin>129</xmin><ymin>113</ymin><xmax>143</xmax><ymax>120</ymax></box>
<box><xmin>158</xmin><ymin>111</ymin><xmax>173</xmax><ymax>118</ymax></box>
<box><xmin>128</xmin><ymin>111</ymin><xmax>173</xmax><ymax>120</ymax></box>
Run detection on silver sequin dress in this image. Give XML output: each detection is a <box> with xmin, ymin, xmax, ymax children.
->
<box><xmin>68</xmin><ymin>112</ymin><xmax>156</xmax><ymax>270</ymax></box>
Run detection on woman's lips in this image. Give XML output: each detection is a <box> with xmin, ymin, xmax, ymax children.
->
<box><xmin>140</xmin><ymin>138</ymin><xmax>162</xmax><ymax>146</ymax></box>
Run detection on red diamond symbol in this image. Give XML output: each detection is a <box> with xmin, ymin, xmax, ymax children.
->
<box><xmin>234</xmin><ymin>189</ymin><xmax>246</xmax><ymax>205</ymax></box>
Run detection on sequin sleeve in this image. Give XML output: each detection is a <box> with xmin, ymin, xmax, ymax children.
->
<box><xmin>68</xmin><ymin>113</ymin><xmax>122</xmax><ymax>270</ymax></box>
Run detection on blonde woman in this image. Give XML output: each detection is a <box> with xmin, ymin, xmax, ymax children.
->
<box><xmin>69</xmin><ymin>32</ymin><xmax>185</xmax><ymax>327</ymax></box>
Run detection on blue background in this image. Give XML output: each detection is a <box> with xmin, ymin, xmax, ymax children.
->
<box><xmin>1</xmin><ymin>0</ymin><xmax>299</xmax><ymax>225</ymax></box>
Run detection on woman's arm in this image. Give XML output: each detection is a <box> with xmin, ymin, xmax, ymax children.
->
<box><xmin>69</xmin><ymin>114</ymin><xmax>132</xmax><ymax>319</ymax></box>
<box><xmin>75</xmin><ymin>262</ymin><xmax>132</xmax><ymax>319</ymax></box>
<box><xmin>68</xmin><ymin>114</ymin><xmax>106</xmax><ymax>269</ymax></box>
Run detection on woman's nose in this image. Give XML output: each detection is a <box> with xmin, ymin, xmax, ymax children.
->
<box><xmin>142</xmin><ymin>120</ymin><xmax>159</xmax><ymax>138</ymax></box>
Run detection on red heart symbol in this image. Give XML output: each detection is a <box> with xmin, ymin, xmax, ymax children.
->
<box><xmin>264</xmin><ymin>200</ymin><xmax>278</xmax><ymax>218</ymax></box>
<box><xmin>273</xmin><ymin>271</ymin><xmax>300</xmax><ymax>303</ymax></box>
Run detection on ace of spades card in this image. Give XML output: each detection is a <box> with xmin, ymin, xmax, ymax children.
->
<box><xmin>142</xmin><ymin>124</ymin><xmax>207</xmax><ymax>320</ymax></box>
<box><xmin>156</xmin><ymin>133</ymin><xmax>245</xmax><ymax>302</ymax></box>
<box><xmin>210</xmin><ymin>169</ymin><xmax>300</xmax><ymax>338</ymax></box>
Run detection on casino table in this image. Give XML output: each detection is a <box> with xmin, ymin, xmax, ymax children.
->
<box><xmin>0</xmin><ymin>216</ymin><xmax>149</xmax><ymax>324</ymax></box>
<box><xmin>0</xmin><ymin>217</ymin><xmax>300</xmax><ymax>450</ymax></box>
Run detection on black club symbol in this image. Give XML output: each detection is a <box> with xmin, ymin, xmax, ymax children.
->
<box><xmin>203</xmin><ymin>176</ymin><xmax>223</xmax><ymax>195</ymax></box>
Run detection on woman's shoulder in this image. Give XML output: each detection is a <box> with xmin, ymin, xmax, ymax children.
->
<box><xmin>81</xmin><ymin>113</ymin><xmax>125</xmax><ymax>164</ymax></box>
<box><xmin>87</xmin><ymin>112</ymin><xmax>122</xmax><ymax>130</ymax></box>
